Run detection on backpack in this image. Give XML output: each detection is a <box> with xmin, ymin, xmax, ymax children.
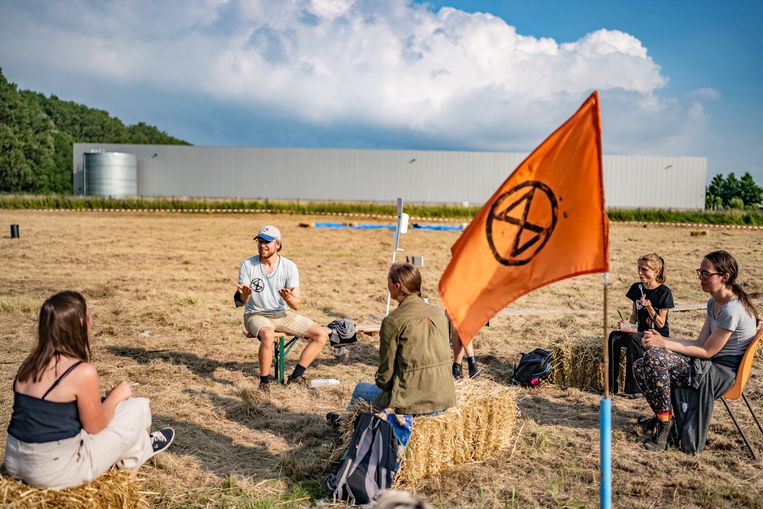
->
<box><xmin>510</xmin><ymin>348</ymin><xmax>553</xmax><ymax>387</ymax></box>
<box><xmin>326</xmin><ymin>413</ymin><xmax>398</xmax><ymax>506</ymax></box>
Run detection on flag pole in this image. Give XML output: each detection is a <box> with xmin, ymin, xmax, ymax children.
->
<box><xmin>600</xmin><ymin>272</ymin><xmax>612</xmax><ymax>509</ymax></box>
<box><xmin>385</xmin><ymin>198</ymin><xmax>405</xmax><ymax>316</ymax></box>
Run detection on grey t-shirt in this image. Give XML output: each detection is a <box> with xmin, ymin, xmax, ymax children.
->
<box><xmin>708</xmin><ymin>297</ymin><xmax>757</xmax><ymax>358</ymax></box>
<box><xmin>238</xmin><ymin>255</ymin><xmax>299</xmax><ymax>315</ymax></box>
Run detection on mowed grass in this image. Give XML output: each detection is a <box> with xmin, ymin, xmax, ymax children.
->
<box><xmin>0</xmin><ymin>210</ymin><xmax>762</xmax><ymax>508</ymax></box>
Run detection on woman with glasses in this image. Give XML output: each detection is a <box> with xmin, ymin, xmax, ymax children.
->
<box><xmin>608</xmin><ymin>253</ymin><xmax>674</xmax><ymax>398</ymax></box>
<box><xmin>633</xmin><ymin>250</ymin><xmax>759</xmax><ymax>452</ymax></box>
<box><xmin>3</xmin><ymin>291</ymin><xmax>174</xmax><ymax>489</ymax></box>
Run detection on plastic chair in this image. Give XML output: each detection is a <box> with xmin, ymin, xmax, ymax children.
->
<box><xmin>720</xmin><ymin>327</ymin><xmax>763</xmax><ymax>459</ymax></box>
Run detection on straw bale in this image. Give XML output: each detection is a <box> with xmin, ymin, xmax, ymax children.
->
<box><xmin>550</xmin><ymin>335</ymin><xmax>625</xmax><ymax>392</ymax></box>
<box><xmin>395</xmin><ymin>379</ymin><xmax>517</xmax><ymax>486</ymax></box>
<box><xmin>337</xmin><ymin>379</ymin><xmax>518</xmax><ymax>487</ymax></box>
<box><xmin>0</xmin><ymin>468</ymin><xmax>148</xmax><ymax>509</ymax></box>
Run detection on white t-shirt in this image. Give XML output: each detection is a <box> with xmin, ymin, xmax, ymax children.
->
<box><xmin>238</xmin><ymin>255</ymin><xmax>300</xmax><ymax>315</ymax></box>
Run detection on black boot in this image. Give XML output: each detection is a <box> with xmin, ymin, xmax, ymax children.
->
<box><xmin>636</xmin><ymin>415</ymin><xmax>657</xmax><ymax>436</ymax></box>
<box><xmin>644</xmin><ymin>419</ymin><xmax>672</xmax><ymax>451</ymax></box>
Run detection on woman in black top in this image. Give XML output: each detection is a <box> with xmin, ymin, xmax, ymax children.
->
<box><xmin>608</xmin><ymin>253</ymin><xmax>675</xmax><ymax>397</ymax></box>
<box><xmin>4</xmin><ymin>291</ymin><xmax>175</xmax><ymax>489</ymax></box>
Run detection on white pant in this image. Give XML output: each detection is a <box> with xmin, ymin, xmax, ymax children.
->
<box><xmin>4</xmin><ymin>398</ymin><xmax>154</xmax><ymax>489</ymax></box>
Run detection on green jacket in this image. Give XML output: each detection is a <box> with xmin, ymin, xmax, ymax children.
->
<box><xmin>374</xmin><ymin>295</ymin><xmax>456</xmax><ymax>414</ymax></box>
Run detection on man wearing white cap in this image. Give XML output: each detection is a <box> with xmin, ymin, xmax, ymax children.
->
<box><xmin>237</xmin><ymin>225</ymin><xmax>328</xmax><ymax>389</ymax></box>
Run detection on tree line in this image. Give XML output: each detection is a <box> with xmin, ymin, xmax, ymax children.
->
<box><xmin>705</xmin><ymin>172</ymin><xmax>762</xmax><ymax>210</ymax></box>
<box><xmin>0</xmin><ymin>68</ymin><xmax>189</xmax><ymax>194</ymax></box>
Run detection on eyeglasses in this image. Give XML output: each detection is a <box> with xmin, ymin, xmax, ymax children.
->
<box><xmin>696</xmin><ymin>269</ymin><xmax>722</xmax><ymax>279</ymax></box>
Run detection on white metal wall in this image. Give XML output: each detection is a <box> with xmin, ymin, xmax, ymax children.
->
<box><xmin>73</xmin><ymin>144</ymin><xmax>707</xmax><ymax>210</ymax></box>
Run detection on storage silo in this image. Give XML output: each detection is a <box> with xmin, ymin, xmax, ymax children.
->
<box><xmin>83</xmin><ymin>151</ymin><xmax>138</xmax><ymax>197</ymax></box>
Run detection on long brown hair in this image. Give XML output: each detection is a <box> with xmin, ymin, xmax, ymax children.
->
<box><xmin>17</xmin><ymin>291</ymin><xmax>91</xmax><ymax>383</ymax></box>
<box><xmin>388</xmin><ymin>262</ymin><xmax>422</xmax><ymax>299</ymax></box>
<box><xmin>704</xmin><ymin>250</ymin><xmax>759</xmax><ymax>325</ymax></box>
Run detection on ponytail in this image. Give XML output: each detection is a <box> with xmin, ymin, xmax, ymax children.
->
<box><xmin>731</xmin><ymin>282</ymin><xmax>759</xmax><ymax>326</ymax></box>
<box><xmin>705</xmin><ymin>250</ymin><xmax>759</xmax><ymax>326</ymax></box>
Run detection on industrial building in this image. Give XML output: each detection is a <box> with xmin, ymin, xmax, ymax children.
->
<box><xmin>73</xmin><ymin>144</ymin><xmax>707</xmax><ymax>210</ymax></box>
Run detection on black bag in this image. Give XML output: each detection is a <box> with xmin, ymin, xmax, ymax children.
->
<box><xmin>510</xmin><ymin>348</ymin><xmax>553</xmax><ymax>387</ymax></box>
<box><xmin>326</xmin><ymin>413</ymin><xmax>398</xmax><ymax>506</ymax></box>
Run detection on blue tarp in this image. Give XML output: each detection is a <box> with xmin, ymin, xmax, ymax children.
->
<box><xmin>313</xmin><ymin>222</ymin><xmax>463</xmax><ymax>231</ymax></box>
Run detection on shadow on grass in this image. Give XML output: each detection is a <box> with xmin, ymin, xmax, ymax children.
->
<box><xmin>473</xmin><ymin>353</ymin><xmax>514</xmax><ymax>382</ymax></box>
<box><xmin>151</xmin><ymin>413</ymin><xmax>280</xmax><ymax>479</ymax></box>
<box><xmin>517</xmin><ymin>393</ymin><xmax>643</xmax><ymax>430</ymax></box>
<box><xmin>326</xmin><ymin>338</ymin><xmax>380</xmax><ymax>368</ymax></box>
<box><xmin>107</xmin><ymin>346</ymin><xmax>258</xmax><ymax>385</ymax></box>
<box><xmin>182</xmin><ymin>389</ymin><xmax>342</xmax><ymax>482</ymax></box>
<box><xmin>108</xmin><ymin>342</ymin><xmax>379</xmax><ymax>384</ymax></box>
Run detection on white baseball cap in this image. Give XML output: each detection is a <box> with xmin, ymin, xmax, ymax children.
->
<box><xmin>255</xmin><ymin>225</ymin><xmax>281</xmax><ymax>242</ymax></box>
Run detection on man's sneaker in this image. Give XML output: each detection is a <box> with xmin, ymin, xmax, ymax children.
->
<box><xmin>150</xmin><ymin>427</ymin><xmax>175</xmax><ymax>455</ymax></box>
<box><xmin>287</xmin><ymin>374</ymin><xmax>310</xmax><ymax>387</ymax></box>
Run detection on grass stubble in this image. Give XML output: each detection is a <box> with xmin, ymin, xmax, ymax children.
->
<box><xmin>0</xmin><ymin>210</ymin><xmax>761</xmax><ymax>508</ymax></box>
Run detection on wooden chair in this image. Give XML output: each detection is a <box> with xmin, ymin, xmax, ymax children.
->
<box><xmin>719</xmin><ymin>327</ymin><xmax>763</xmax><ymax>459</ymax></box>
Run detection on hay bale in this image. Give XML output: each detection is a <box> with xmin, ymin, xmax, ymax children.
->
<box><xmin>395</xmin><ymin>379</ymin><xmax>517</xmax><ymax>486</ymax></box>
<box><xmin>337</xmin><ymin>380</ymin><xmax>518</xmax><ymax>487</ymax></box>
<box><xmin>0</xmin><ymin>468</ymin><xmax>148</xmax><ymax>509</ymax></box>
<box><xmin>550</xmin><ymin>335</ymin><xmax>625</xmax><ymax>392</ymax></box>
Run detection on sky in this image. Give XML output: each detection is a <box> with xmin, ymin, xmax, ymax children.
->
<box><xmin>1</xmin><ymin>0</ymin><xmax>761</xmax><ymax>184</ymax></box>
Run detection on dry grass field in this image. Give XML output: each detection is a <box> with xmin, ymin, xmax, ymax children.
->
<box><xmin>1</xmin><ymin>210</ymin><xmax>762</xmax><ymax>508</ymax></box>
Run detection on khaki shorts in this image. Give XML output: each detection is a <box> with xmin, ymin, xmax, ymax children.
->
<box><xmin>244</xmin><ymin>310</ymin><xmax>316</xmax><ymax>339</ymax></box>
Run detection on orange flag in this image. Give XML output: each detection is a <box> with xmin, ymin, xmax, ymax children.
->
<box><xmin>439</xmin><ymin>91</ymin><xmax>609</xmax><ymax>345</ymax></box>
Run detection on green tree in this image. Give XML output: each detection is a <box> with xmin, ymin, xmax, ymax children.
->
<box><xmin>0</xmin><ymin>67</ymin><xmax>189</xmax><ymax>194</ymax></box>
<box><xmin>721</xmin><ymin>172</ymin><xmax>741</xmax><ymax>206</ymax></box>
<box><xmin>706</xmin><ymin>174</ymin><xmax>725</xmax><ymax>209</ymax></box>
<box><xmin>738</xmin><ymin>172</ymin><xmax>763</xmax><ymax>208</ymax></box>
<box><xmin>706</xmin><ymin>172</ymin><xmax>763</xmax><ymax>210</ymax></box>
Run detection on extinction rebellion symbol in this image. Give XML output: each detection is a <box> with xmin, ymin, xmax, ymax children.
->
<box><xmin>486</xmin><ymin>180</ymin><xmax>558</xmax><ymax>266</ymax></box>
<box><xmin>251</xmin><ymin>278</ymin><xmax>265</xmax><ymax>293</ymax></box>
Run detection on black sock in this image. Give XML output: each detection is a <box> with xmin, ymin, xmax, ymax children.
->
<box><xmin>290</xmin><ymin>363</ymin><xmax>307</xmax><ymax>380</ymax></box>
<box><xmin>260</xmin><ymin>375</ymin><xmax>273</xmax><ymax>384</ymax></box>
<box><xmin>467</xmin><ymin>356</ymin><xmax>478</xmax><ymax>370</ymax></box>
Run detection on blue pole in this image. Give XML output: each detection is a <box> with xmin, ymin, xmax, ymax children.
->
<box><xmin>600</xmin><ymin>396</ymin><xmax>612</xmax><ymax>509</ymax></box>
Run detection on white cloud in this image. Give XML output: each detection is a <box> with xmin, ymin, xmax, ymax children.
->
<box><xmin>691</xmin><ymin>87</ymin><xmax>721</xmax><ymax>101</ymax></box>
<box><xmin>0</xmin><ymin>0</ymin><xmax>715</xmax><ymax>158</ymax></box>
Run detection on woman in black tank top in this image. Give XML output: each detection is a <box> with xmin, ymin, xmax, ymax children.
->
<box><xmin>4</xmin><ymin>291</ymin><xmax>175</xmax><ymax>489</ymax></box>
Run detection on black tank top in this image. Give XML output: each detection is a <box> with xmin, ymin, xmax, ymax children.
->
<box><xmin>7</xmin><ymin>361</ymin><xmax>84</xmax><ymax>443</ymax></box>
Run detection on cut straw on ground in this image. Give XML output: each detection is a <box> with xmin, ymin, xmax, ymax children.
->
<box><xmin>0</xmin><ymin>468</ymin><xmax>148</xmax><ymax>509</ymax></box>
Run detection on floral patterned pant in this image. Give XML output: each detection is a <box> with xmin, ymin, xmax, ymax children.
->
<box><xmin>632</xmin><ymin>348</ymin><xmax>691</xmax><ymax>414</ymax></box>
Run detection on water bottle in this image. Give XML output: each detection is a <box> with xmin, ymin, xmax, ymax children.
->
<box><xmin>310</xmin><ymin>378</ymin><xmax>340</xmax><ymax>388</ymax></box>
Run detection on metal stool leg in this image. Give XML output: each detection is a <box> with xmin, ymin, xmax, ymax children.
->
<box><xmin>274</xmin><ymin>335</ymin><xmax>300</xmax><ymax>384</ymax></box>
<box><xmin>742</xmin><ymin>393</ymin><xmax>763</xmax><ymax>434</ymax></box>
<box><xmin>278</xmin><ymin>336</ymin><xmax>286</xmax><ymax>384</ymax></box>
<box><xmin>722</xmin><ymin>397</ymin><xmax>758</xmax><ymax>460</ymax></box>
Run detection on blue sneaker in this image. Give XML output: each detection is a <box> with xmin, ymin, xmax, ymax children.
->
<box><xmin>150</xmin><ymin>427</ymin><xmax>175</xmax><ymax>455</ymax></box>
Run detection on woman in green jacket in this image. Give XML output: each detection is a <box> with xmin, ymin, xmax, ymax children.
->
<box><xmin>351</xmin><ymin>262</ymin><xmax>456</xmax><ymax>415</ymax></box>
